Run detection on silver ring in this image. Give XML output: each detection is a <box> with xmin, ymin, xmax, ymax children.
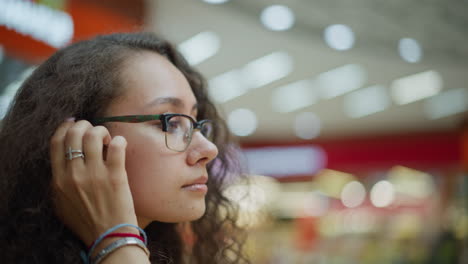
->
<box><xmin>65</xmin><ymin>147</ymin><xmax>85</xmax><ymax>160</ymax></box>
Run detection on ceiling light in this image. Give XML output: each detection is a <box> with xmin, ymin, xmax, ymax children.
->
<box><xmin>424</xmin><ymin>88</ymin><xmax>467</xmax><ymax>119</ymax></box>
<box><xmin>323</xmin><ymin>24</ymin><xmax>355</xmax><ymax>51</ymax></box>
<box><xmin>391</xmin><ymin>70</ymin><xmax>443</xmax><ymax>105</ymax></box>
<box><xmin>344</xmin><ymin>85</ymin><xmax>390</xmax><ymax>118</ymax></box>
<box><xmin>242</xmin><ymin>51</ymin><xmax>293</xmax><ymax>89</ymax></box>
<box><xmin>398</xmin><ymin>38</ymin><xmax>423</xmax><ymax>63</ymax></box>
<box><xmin>177</xmin><ymin>31</ymin><xmax>220</xmax><ymax>66</ymax></box>
<box><xmin>294</xmin><ymin>112</ymin><xmax>321</xmax><ymax>139</ymax></box>
<box><xmin>227</xmin><ymin>108</ymin><xmax>258</xmax><ymax>137</ymax></box>
<box><xmin>317</xmin><ymin>64</ymin><xmax>367</xmax><ymax>99</ymax></box>
<box><xmin>260</xmin><ymin>5</ymin><xmax>295</xmax><ymax>31</ymax></box>
<box><xmin>202</xmin><ymin>0</ymin><xmax>230</xmax><ymax>4</ymax></box>
<box><xmin>271</xmin><ymin>79</ymin><xmax>317</xmax><ymax>113</ymax></box>
<box><xmin>208</xmin><ymin>70</ymin><xmax>247</xmax><ymax>103</ymax></box>
<box><xmin>0</xmin><ymin>0</ymin><xmax>73</xmax><ymax>48</ymax></box>
<box><xmin>208</xmin><ymin>51</ymin><xmax>292</xmax><ymax>103</ymax></box>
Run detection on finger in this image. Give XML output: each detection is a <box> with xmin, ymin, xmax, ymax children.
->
<box><xmin>50</xmin><ymin>119</ymin><xmax>76</xmax><ymax>180</ymax></box>
<box><xmin>82</xmin><ymin>126</ymin><xmax>111</xmax><ymax>165</ymax></box>
<box><xmin>106</xmin><ymin>136</ymin><xmax>127</xmax><ymax>171</ymax></box>
<box><xmin>64</xmin><ymin>120</ymin><xmax>93</xmax><ymax>165</ymax></box>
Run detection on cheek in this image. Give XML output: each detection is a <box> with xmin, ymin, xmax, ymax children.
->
<box><xmin>126</xmin><ymin>151</ymin><xmax>174</xmax><ymax>212</ymax></box>
<box><xmin>124</xmin><ymin>133</ymin><xmax>176</xmax><ymax>195</ymax></box>
<box><xmin>111</xmin><ymin>125</ymin><xmax>168</xmax><ymax>182</ymax></box>
<box><xmin>108</xmin><ymin>125</ymin><xmax>172</xmax><ymax>195</ymax></box>
<box><xmin>123</xmin><ymin>133</ymin><xmax>186</xmax><ymax>219</ymax></box>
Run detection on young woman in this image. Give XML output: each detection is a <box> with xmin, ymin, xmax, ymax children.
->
<box><xmin>0</xmin><ymin>32</ymin><xmax>249</xmax><ymax>263</ymax></box>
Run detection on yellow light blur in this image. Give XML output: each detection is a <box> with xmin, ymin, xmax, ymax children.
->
<box><xmin>388</xmin><ymin>166</ymin><xmax>435</xmax><ymax>201</ymax></box>
<box><xmin>314</xmin><ymin>169</ymin><xmax>356</xmax><ymax>198</ymax></box>
<box><xmin>223</xmin><ymin>175</ymin><xmax>280</xmax><ymax>227</ymax></box>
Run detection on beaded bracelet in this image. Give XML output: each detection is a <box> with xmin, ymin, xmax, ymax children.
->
<box><xmin>91</xmin><ymin>237</ymin><xmax>150</xmax><ymax>264</ymax></box>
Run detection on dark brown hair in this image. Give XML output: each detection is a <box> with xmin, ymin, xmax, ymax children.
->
<box><xmin>0</xmin><ymin>32</ymin><xmax>249</xmax><ymax>263</ymax></box>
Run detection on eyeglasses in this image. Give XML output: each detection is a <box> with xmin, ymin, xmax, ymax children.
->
<box><xmin>93</xmin><ymin>113</ymin><xmax>214</xmax><ymax>152</ymax></box>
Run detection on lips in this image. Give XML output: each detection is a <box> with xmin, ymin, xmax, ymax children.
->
<box><xmin>181</xmin><ymin>176</ymin><xmax>208</xmax><ymax>188</ymax></box>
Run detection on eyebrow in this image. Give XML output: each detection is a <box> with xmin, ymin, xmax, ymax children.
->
<box><xmin>145</xmin><ymin>96</ymin><xmax>198</xmax><ymax>112</ymax></box>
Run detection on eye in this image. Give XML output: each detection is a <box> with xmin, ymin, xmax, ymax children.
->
<box><xmin>167</xmin><ymin>119</ymin><xmax>182</xmax><ymax>133</ymax></box>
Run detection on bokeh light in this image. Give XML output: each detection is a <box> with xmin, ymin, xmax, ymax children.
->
<box><xmin>202</xmin><ymin>0</ymin><xmax>230</xmax><ymax>4</ymax></box>
<box><xmin>260</xmin><ymin>5</ymin><xmax>295</xmax><ymax>31</ymax></box>
<box><xmin>398</xmin><ymin>38</ymin><xmax>423</xmax><ymax>63</ymax></box>
<box><xmin>370</xmin><ymin>180</ymin><xmax>395</xmax><ymax>207</ymax></box>
<box><xmin>294</xmin><ymin>112</ymin><xmax>321</xmax><ymax>139</ymax></box>
<box><xmin>341</xmin><ymin>181</ymin><xmax>366</xmax><ymax>208</ymax></box>
<box><xmin>227</xmin><ymin>108</ymin><xmax>258</xmax><ymax>136</ymax></box>
<box><xmin>323</xmin><ymin>24</ymin><xmax>355</xmax><ymax>51</ymax></box>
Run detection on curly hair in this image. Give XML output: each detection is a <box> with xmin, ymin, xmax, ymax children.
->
<box><xmin>0</xmin><ymin>32</ymin><xmax>250</xmax><ymax>264</ymax></box>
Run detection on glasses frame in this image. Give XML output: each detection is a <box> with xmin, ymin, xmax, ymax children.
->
<box><xmin>92</xmin><ymin>113</ymin><xmax>213</xmax><ymax>152</ymax></box>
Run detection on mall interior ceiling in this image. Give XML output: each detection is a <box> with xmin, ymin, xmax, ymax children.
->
<box><xmin>148</xmin><ymin>0</ymin><xmax>468</xmax><ymax>142</ymax></box>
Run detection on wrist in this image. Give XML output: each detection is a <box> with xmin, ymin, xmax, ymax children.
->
<box><xmin>96</xmin><ymin>241</ymin><xmax>151</xmax><ymax>264</ymax></box>
<box><xmin>89</xmin><ymin>236</ymin><xmax>121</xmax><ymax>259</ymax></box>
<box><xmin>91</xmin><ymin>237</ymin><xmax>150</xmax><ymax>264</ymax></box>
<box><xmin>85</xmin><ymin>223</ymin><xmax>148</xmax><ymax>262</ymax></box>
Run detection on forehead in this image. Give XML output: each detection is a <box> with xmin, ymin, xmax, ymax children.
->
<box><xmin>112</xmin><ymin>51</ymin><xmax>197</xmax><ymax>113</ymax></box>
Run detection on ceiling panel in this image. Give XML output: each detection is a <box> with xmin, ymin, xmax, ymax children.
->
<box><xmin>148</xmin><ymin>0</ymin><xmax>468</xmax><ymax>141</ymax></box>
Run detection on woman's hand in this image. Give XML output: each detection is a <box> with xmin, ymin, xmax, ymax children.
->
<box><xmin>50</xmin><ymin>119</ymin><xmax>138</xmax><ymax>246</ymax></box>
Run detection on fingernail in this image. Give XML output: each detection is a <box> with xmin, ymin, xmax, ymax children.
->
<box><xmin>65</xmin><ymin>117</ymin><xmax>75</xmax><ymax>122</ymax></box>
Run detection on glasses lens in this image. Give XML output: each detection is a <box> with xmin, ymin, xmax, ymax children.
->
<box><xmin>200</xmin><ymin>121</ymin><xmax>214</xmax><ymax>142</ymax></box>
<box><xmin>165</xmin><ymin>115</ymin><xmax>193</xmax><ymax>151</ymax></box>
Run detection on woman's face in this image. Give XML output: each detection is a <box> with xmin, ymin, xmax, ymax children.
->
<box><xmin>103</xmin><ymin>51</ymin><xmax>218</xmax><ymax>227</ymax></box>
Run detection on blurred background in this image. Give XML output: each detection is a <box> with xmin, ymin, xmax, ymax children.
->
<box><xmin>1</xmin><ymin>0</ymin><xmax>467</xmax><ymax>263</ymax></box>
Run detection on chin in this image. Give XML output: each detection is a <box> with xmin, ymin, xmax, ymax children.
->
<box><xmin>183</xmin><ymin>204</ymin><xmax>206</xmax><ymax>222</ymax></box>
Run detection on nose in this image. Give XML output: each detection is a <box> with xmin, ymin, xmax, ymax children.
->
<box><xmin>186</xmin><ymin>131</ymin><xmax>218</xmax><ymax>166</ymax></box>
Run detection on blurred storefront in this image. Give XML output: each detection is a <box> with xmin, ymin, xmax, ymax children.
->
<box><xmin>233</xmin><ymin>130</ymin><xmax>467</xmax><ymax>263</ymax></box>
